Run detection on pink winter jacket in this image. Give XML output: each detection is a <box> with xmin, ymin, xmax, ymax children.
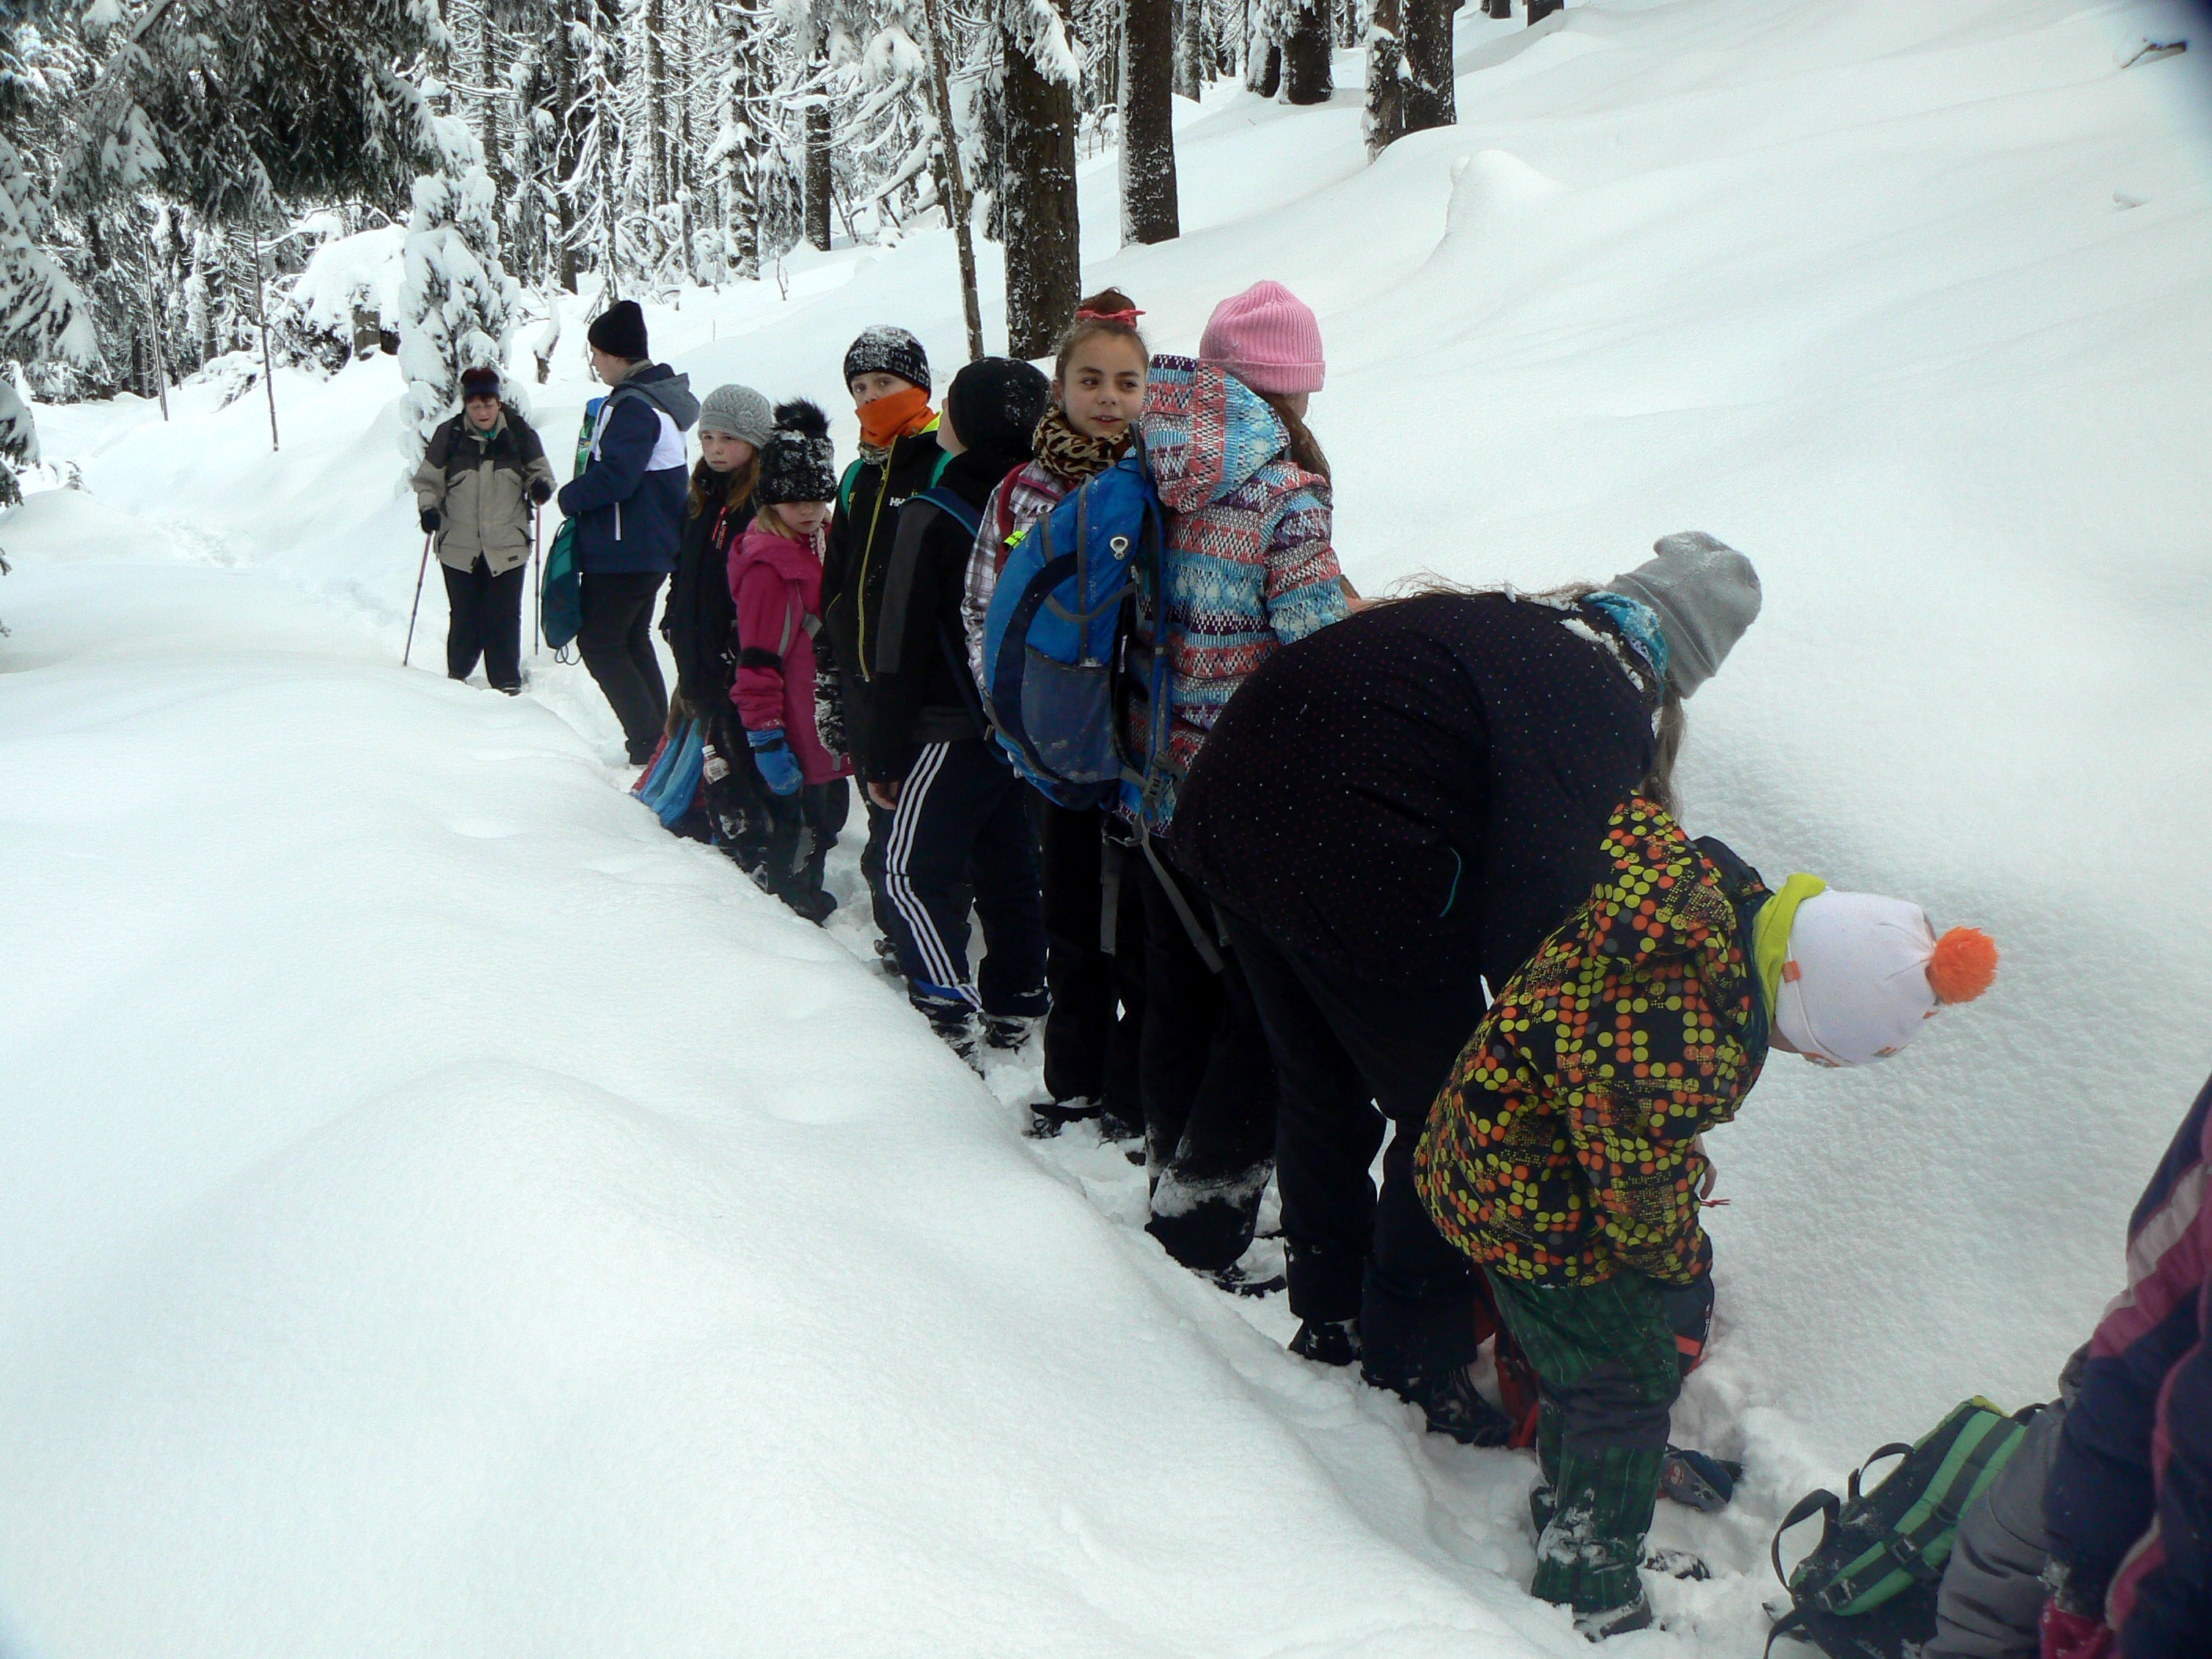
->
<box><xmin>728</xmin><ymin>521</ymin><xmax>850</xmax><ymax>786</ymax></box>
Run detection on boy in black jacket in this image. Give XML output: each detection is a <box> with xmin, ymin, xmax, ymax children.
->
<box><xmin>820</xmin><ymin>326</ymin><xmax>949</xmax><ymax>958</ymax></box>
<box><xmin>861</xmin><ymin>357</ymin><xmax>1053</xmax><ymax>1064</ymax></box>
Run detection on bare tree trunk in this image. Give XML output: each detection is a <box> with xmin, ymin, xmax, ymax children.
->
<box><xmin>1000</xmin><ymin>0</ymin><xmax>1080</xmax><ymax>357</ymax></box>
<box><xmin>1172</xmin><ymin>0</ymin><xmax>1201</xmax><ymax>98</ymax></box>
<box><xmin>919</xmin><ymin>0</ymin><xmax>985</xmax><ymax>360</ymax></box>
<box><xmin>1244</xmin><ymin>0</ymin><xmax>1281</xmax><ymax>95</ymax></box>
<box><xmin>804</xmin><ymin>79</ymin><xmax>833</xmax><ymax>251</ymax></box>
<box><xmin>1121</xmin><ymin>0</ymin><xmax>1179</xmax><ymax>244</ymax></box>
<box><xmin>1401</xmin><ymin>0</ymin><xmax>1457</xmax><ymax>130</ymax></box>
<box><xmin>1362</xmin><ymin>0</ymin><xmax>1403</xmax><ymax>154</ymax></box>
<box><xmin>1280</xmin><ymin>0</ymin><xmax>1332</xmax><ymax>102</ymax></box>
<box><xmin>1526</xmin><ymin>0</ymin><xmax>1560</xmax><ymax>19</ymax></box>
<box><xmin>554</xmin><ymin>0</ymin><xmax>581</xmax><ymax>291</ymax></box>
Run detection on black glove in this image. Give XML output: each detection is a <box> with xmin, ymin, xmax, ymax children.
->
<box><xmin>419</xmin><ymin>507</ymin><xmax>441</xmax><ymax>533</ymax></box>
<box><xmin>529</xmin><ymin>479</ymin><xmax>552</xmax><ymax>505</ymax></box>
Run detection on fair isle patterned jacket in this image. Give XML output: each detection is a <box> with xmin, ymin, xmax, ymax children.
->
<box><xmin>1135</xmin><ymin>356</ymin><xmax>1347</xmax><ymax>830</ymax></box>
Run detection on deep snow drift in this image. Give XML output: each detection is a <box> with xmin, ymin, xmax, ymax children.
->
<box><xmin>4</xmin><ymin>2</ymin><xmax>2210</xmax><ymax>1655</ymax></box>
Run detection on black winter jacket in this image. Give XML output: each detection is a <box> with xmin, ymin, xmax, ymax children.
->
<box><xmin>1173</xmin><ymin>591</ymin><xmax>1661</xmax><ymax>993</ymax></box>
<box><xmin>661</xmin><ymin>480</ymin><xmax>752</xmax><ymax>718</ymax></box>
<box><xmin>862</xmin><ymin>449</ymin><xmax>1014</xmax><ymax>782</ymax></box>
<box><xmin>819</xmin><ymin>423</ymin><xmax>949</xmax><ymax>680</ymax></box>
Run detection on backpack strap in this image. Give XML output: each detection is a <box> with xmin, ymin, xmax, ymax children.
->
<box><xmin>775</xmin><ymin>585</ymin><xmax>823</xmax><ymax>659</ymax></box>
<box><xmin>837</xmin><ymin>457</ymin><xmax>866</xmax><ymax>517</ymax></box>
<box><xmin>1771</xmin><ymin>1489</ymin><xmax>1840</xmax><ymax>1590</ymax></box>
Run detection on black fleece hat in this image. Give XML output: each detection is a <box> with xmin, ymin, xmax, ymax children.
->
<box><xmin>460</xmin><ymin>364</ymin><xmax>501</xmax><ymax>399</ymax></box>
<box><xmin>842</xmin><ymin>326</ymin><xmax>929</xmax><ymax>394</ymax></box>
<box><xmin>756</xmin><ymin>400</ymin><xmax>838</xmax><ymax>508</ymax></box>
<box><xmin>587</xmin><ymin>298</ymin><xmax>649</xmax><ymax>361</ymax></box>
<box><xmin>945</xmin><ymin>357</ymin><xmax>1050</xmax><ymax>465</ymax></box>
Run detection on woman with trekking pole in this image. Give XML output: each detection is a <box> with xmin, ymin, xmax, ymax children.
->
<box><xmin>409</xmin><ymin>364</ymin><xmax>555</xmax><ymax>692</ymax></box>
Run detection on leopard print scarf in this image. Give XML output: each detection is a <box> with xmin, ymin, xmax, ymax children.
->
<box><xmin>1032</xmin><ymin>407</ymin><xmax>1131</xmax><ymax>485</ymax></box>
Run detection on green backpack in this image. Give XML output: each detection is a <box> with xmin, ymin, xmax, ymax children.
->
<box><xmin>540</xmin><ymin>398</ymin><xmax>601</xmax><ymax>654</ymax></box>
<box><xmin>1767</xmin><ymin>1398</ymin><xmax>2031</xmax><ymax>1659</ymax></box>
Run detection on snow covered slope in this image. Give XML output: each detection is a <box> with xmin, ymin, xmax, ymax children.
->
<box><xmin>5</xmin><ymin>2</ymin><xmax>2210</xmax><ymax>1654</ymax></box>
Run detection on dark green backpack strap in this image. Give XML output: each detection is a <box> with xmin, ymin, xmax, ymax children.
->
<box><xmin>1848</xmin><ymin>1445</ymin><xmax>1914</xmax><ymax>1503</ymax></box>
<box><xmin>837</xmin><ymin>457</ymin><xmax>866</xmax><ymax>517</ymax></box>
<box><xmin>1771</xmin><ymin>1489</ymin><xmax>1840</xmax><ymax>1589</ymax></box>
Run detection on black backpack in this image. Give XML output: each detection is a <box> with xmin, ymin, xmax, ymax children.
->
<box><xmin>1767</xmin><ymin>1398</ymin><xmax>2031</xmax><ymax>1659</ymax></box>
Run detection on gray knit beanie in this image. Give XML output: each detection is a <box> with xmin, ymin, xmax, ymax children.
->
<box><xmin>697</xmin><ymin>383</ymin><xmax>773</xmax><ymax>449</ymax></box>
<box><xmin>1606</xmin><ymin>532</ymin><xmax>1762</xmax><ymax>698</ymax></box>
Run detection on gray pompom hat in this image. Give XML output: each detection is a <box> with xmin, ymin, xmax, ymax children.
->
<box><xmin>1606</xmin><ymin>532</ymin><xmax>1762</xmax><ymax>698</ymax></box>
<box><xmin>697</xmin><ymin>383</ymin><xmax>774</xmax><ymax>450</ymax></box>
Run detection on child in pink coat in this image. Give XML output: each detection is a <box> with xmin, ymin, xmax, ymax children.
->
<box><xmin>726</xmin><ymin>400</ymin><xmax>851</xmax><ymax>922</ymax></box>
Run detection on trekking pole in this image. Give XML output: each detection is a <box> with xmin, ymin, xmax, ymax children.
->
<box><xmin>531</xmin><ymin>508</ymin><xmax>541</xmax><ymax>656</ymax></box>
<box><xmin>402</xmin><ymin>532</ymin><xmax>431</xmax><ymax>668</ymax></box>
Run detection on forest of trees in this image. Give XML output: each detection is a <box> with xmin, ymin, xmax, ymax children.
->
<box><xmin>0</xmin><ymin>0</ymin><xmax>1554</xmax><ymax>490</ymax></box>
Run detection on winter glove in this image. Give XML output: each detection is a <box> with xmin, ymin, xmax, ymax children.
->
<box><xmin>748</xmin><ymin>729</ymin><xmax>803</xmax><ymax>797</ymax></box>
<box><xmin>2040</xmin><ymin>1602</ymin><xmax>2113</xmax><ymax>1659</ymax></box>
<box><xmin>529</xmin><ymin>479</ymin><xmax>553</xmax><ymax>505</ymax></box>
<box><xmin>813</xmin><ymin>674</ymin><xmax>848</xmax><ymax>764</ymax></box>
<box><xmin>419</xmin><ymin>507</ymin><xmax>441</xmax><ymax>534</ymax></box>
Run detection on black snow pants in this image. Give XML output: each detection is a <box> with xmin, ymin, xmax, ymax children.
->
<box><xmin>880</xmin><ymin>738</ymin><xmax>1049</xmax><ymax>1021</ymax></box>
<box><xmin>1040</xmin><ymin>802</ymin><xmax>1145</xmax><ymax>1128</ymax></box>
<box><xmin>762</xmin><ymin>778</ymin><xmax>848</xmax><ymax>916</ymax></box>
<box><xmin>1136</xmin><ymin>847</ymin><xmax>1278</xmax><ymax>1273</ymax></box>
<box><xmin>577</xmin><ymin>570</ymin><xmax>669</xmax><ymax>764</ymax></box>
<box><xmin>442</xmin><ymin>557</ymin><xmax>526</xmax><ymax>690</ymax></box>
<box><xmin>1219</xmin><ymin>906</ymin><xmax>1493</xmax><ymax>1392</ymax></box>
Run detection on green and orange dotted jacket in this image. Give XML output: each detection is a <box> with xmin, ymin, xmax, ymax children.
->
<box><xmin>1412</xmin><ymin>796</ymin><xmax>1773</xmax><ymax>1287</ymax></box>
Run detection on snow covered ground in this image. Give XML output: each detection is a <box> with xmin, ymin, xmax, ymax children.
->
<box><xmin>4</xmin><ymin>2</ymin><xmax>2210</xmax><ymax>1654</ymax></box>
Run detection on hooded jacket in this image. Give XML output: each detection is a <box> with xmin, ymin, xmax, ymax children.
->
<box><xmin>1412</xmin><ymin>797</ymin><xmax>1773</xmax><ymax>1289</ymax></box>
<box><xmin>555</xmin><ymin>364</ymin><xmax>701</xmax><ymax>575</ymax></box>
<box><xmin>862</xmin><ymin>448</ymin><xmax>1021</xmax><ymax>782</ymax></box>
<box><xmin>729</xmin><ymin>520</ymin><xmax>849</xmax><ymax>786</ymax></box>
<box><xmin>1174</xmin><ymin>590</ymin><xmax>1662</xmax><ymax>991</ymax></box>
<box><xmin>819</xmin><ymin>420</ymin><xmax>950</xmax><ymax>682</ymax></box>
<box><xmin>411</xmin><ymin>407</ymin><xmax>555</xmax><ymax>574</ymax></box>
<box><xmin>1131</xmin><ymin>356</ymin><xmax>1346</xmax><ymax>830</ymax></box>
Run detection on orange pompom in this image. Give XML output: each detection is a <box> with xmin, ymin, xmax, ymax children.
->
<box><xmin>1926</xmin><ymin>927</ymin><xmax>1999</xmax><ymax>1005</ymax></box>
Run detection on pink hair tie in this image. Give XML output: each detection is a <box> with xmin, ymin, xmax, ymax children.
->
<box><xmin>1076</xmin><ymin>306</ymin><xmax>1143</xmax><ymax>325</ymax></box>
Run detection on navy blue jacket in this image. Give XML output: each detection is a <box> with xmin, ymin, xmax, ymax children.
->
<box><xmin>555</xmin><ymin>364</ymin><xmax>701</xmax><ymax>575</ymax></box>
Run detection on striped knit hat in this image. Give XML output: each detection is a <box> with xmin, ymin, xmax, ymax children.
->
<box><xmin>1199</xmin><ymin>280</ymin><xmax>1325</xmax><ymax>395</ymax></box>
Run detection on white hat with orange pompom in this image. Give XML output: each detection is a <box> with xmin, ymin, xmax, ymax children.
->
<box><xmin>1764</xmin><ymin>888</ymin><xmax>1999</xmax><ymax>1068</ymax></box>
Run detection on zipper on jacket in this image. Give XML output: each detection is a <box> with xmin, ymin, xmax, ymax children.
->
<box><xmin>853</xmin><ymin>451</ymin><xmax>899</xmax><ymax>682</ymax></box>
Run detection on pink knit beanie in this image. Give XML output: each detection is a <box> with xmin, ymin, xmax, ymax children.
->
<box><xmin>1199</xmin><ymin>280</ymin><xmax>1325</xmax><ymax>396</ymax></box>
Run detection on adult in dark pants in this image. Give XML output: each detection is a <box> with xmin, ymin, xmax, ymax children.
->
<box><xmin>1171</xmin><ymin>534</ymin><xmax>1762</xmax><ymax>1442</ymax></box>
<box><xmin>555</xmin><ymin>299</ymin><xmax>701</xmax><ymax>764</ymax></box>
<box><xmin>820</xmin><ymin>326</ymin><xmax>947</xmax><ymax>966</ymax></box>
<box><xmin>411</xmin><ymin>364</ymin><xmax>554</xmax><ymax>692</ymax></box>
<box><xmin>862</xmin><ymin>357</ymin><xmax>1054</xmax><ymax>1065</ymax></box>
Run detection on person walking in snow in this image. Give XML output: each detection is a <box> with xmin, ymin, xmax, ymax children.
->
<box><xmin>555</xmin><ymin>298</ymin><xmax>701</xmax><ymax>764</ymax></box>
<box><xmin>1169</xmin><ymin>538</ymin><xmax>1762</xmax><ymax>1442</ymax></box>
<box><xmin>861</xmin><ymin>357</ymin><xmax>1053</xmax><ymax>1065</ymax></box>
<box><xmin>666</xmin><ymin>383</ymin><xmax>772</xmax><ymax>866</ymax></box>
<box><xmin>819</xmin><ymin>327</ymin><xmax>949</xmax><ymax>967</ymax></box>
<box><xmin>1122</xmin><ymin>280</ymin><xmax>1350</xmax><ymax>1285</ymax></box>
<box><xmin>411</xmin><ymin>364</ymin><xmax>554</xmax><ymax>694</ymax></box>
<box><xmin>2038</xmin><ymin>1069</ymin><xmax>2212</xmax><ymax>1659</ymax></box>
<box><xmin>727</xmin><ymin>401</ymin><xmax>851</xmax><ymax>922</ymax></box>
<box><xmin>962</xmin><ymin>289</ymin><xmax>1155</xmax><ymax>1140</ymax></box>
<box><xmin>1415</xmin><ymin>797</ymin><xmax>1998</xmax><ymax>1638</ymax></box>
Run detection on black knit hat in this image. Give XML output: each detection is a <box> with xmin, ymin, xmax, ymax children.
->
<box><xmin>459</xmin><ymin>364</ymin><xmax>501</xmax><ymax>399</ymax></box>
<box><xmin>946</xmin><ymin>357</ymin><xmax>1051</xmax><ymax>468</ymax></box>
<box><xmin>842</xmin><ymin>326</ymin><xmax>929</xmax><ymax>394</ymax></box>
<box><xmin>587</xmin><ymin>298</ymin><xmax>649</xmax><ymax>361</ymax></box>
<box><xmin>756</xmin><ymin>400</ymin><xmax>838</xmax><ymax>507</ymax></box>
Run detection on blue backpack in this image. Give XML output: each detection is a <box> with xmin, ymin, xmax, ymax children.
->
<box><xmin>978</xmin><ymin>448</ymin><xmax>1170</xmax><ymax>817</ymax></box>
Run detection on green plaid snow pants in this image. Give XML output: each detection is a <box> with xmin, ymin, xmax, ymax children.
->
<box><xmin>1486</xmin><ymin>1269</ymin><xmax>1683</xmax><ymax>1614</ymax></box>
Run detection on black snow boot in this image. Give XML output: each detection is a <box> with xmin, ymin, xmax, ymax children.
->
<box><xmin>1573</xmin><ymin>1593</ymin><xmax>1654</xmax><ymax>1642</ymax></box>
<box><xmin>983</xmin><ymin>1013</ymin><xmax>1037</xmax><ymax>1052</ymax></box>
<box><xmin>1027</xmin><ymin>1096</ymin><xmax>1101</xmax><ymax>1138</ymax></box>
<box><xmin>1289</xmin><ymin>1319</ymin><xmax>1362</xmax><ymax>1368</ymax></box>
<box><xmin>931</xmin><ymin>1012</ymin><xmax>983</xmax><ymax>1073</ymax></box>
<box><xmin>1367</xmin><ymin>1360</ymin><xmax>1513</xmax><ymax>1447</ymax></box>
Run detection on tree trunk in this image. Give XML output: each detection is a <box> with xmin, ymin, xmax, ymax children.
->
<box><xmin>1121</xmin><ymin>0</ymin><xmax>1180</xmax><ymax>244</ymax></box>
<box><xmin>804</xmin><ymin>79</ymin><xmax>833</xmax><ymax>251</ymax></box>
<box><xmin>1172</xmin><ymin>0</ymin><xmax>1201</xmax><ymax>98</ymax></box>
<box><xmin>1401</xmin><ymin>0</ymin><xmax>1458</xmax><ymax>130</ymax></box>
<box><xmin>554</xmin><ymin>0</ymin><xmax>580</xmax><ymax>291</ymax></box>
<box><xmin>1000</xmin><ymin>0</ymin><xmax>1081</xmax><ymax>357</ymax></box>
<box><xmin>1280</xmin><ymin>1</ymin><xmax>1333</xmax><ymax>103</ymax></box>
<box><xmin>1526</xmin><ymin>0</ymin><xmax>1560</xmax><ymax>19</ymax></box>
<box><xmin>1362</xmin><ymin>0</ymin><xmax>1403</xmax><ymax>154</ymax></box>
<box><xmin>1246</xmin><ymin>35</ymin><xmax>1280</xmax><ymax>94</ymax></box>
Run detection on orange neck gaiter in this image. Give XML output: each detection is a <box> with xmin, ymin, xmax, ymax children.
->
<box><xmin>856</xmin><ymin>385</ymin><xmax>934</xmax><ymax>451</ymax></box>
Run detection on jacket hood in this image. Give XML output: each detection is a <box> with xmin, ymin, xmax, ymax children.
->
<box><xmin>621</xmin><ymin>364</ymin><xmax>701</xmax><ymax>431</ymax></box>
<box><xmin>1137</xmin><ymin>354</ymin><xmax>1293</xmax><ymax>515</ymax></box>
<box><xmin>734</xmin><ymin>521</ymin><xmax>822</xmax><ymax>580</ymax></box>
